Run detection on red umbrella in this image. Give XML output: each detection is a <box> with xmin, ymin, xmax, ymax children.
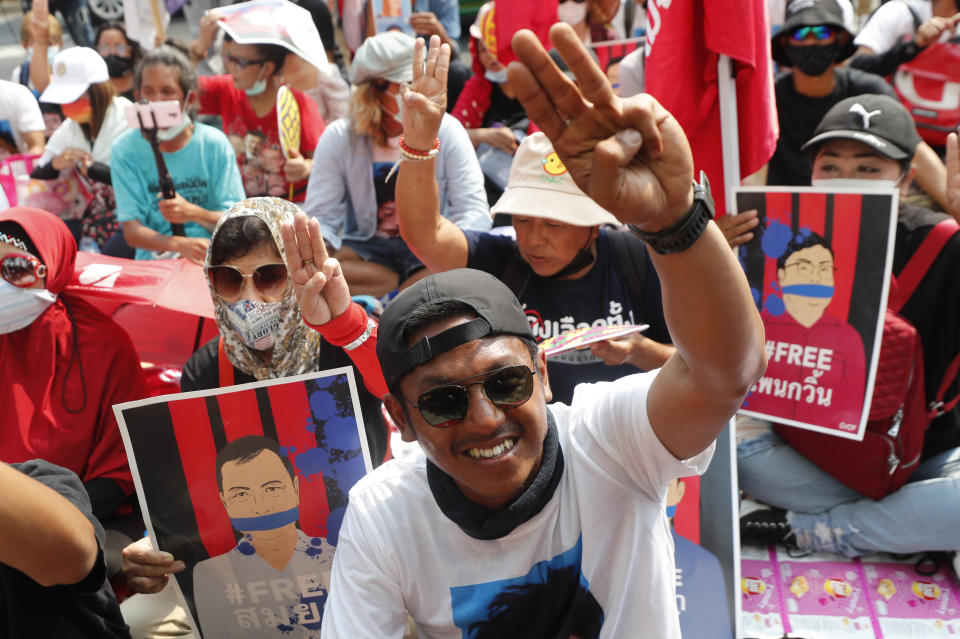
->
<box><xmin>68</xmin><ymin>253</ymin><xmax>219</xmax><ymax>367</ymax></box>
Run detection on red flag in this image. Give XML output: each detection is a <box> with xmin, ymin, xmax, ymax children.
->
<box><xmin>644</xmin><ymin>0</ymin><xmax>778</xmax><ymax>217</ymax></box>
<box><xmin>495</xmin><ymin>0</ymin><xmax>556</xmax><ymax>66</ymax></box>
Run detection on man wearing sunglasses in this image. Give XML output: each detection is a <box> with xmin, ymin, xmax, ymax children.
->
<box><xmin>763</xmin><ymin>0</ymin><xmax>952</xmax><ymax>216</ymax></box>
<box><xmin>317</xmin><ymin>29</ymin><xmax>766</xmax><ymax>639</ymax></box>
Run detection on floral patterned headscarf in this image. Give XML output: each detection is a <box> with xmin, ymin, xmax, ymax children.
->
<box><xmin>205</xmin><ymin>197</ymin><xmax>321</xmax><ymax>380</ymax></box>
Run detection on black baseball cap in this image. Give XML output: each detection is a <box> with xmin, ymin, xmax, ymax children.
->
<box><xmin>771</xmin><ymin>0</ymin><xmax>854</xmax><ymax>67</ymax></box>
<box><xmin>376</xmin><ymin>269</ymin><xmax>534</xmax><ymax>390</ymax></box>
<box><xmin>802</xmin><ymin>94</ymin><xmax>922</xmax><ymax>161</ymax></box>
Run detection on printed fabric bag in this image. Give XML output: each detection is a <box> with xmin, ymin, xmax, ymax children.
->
<box><xmin>0</xmin><ymin>153</ymin><xmax>92</xmax><ymax>219</ymax></box>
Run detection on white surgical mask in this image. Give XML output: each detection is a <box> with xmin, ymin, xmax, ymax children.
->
<box><xmin>224</xmin><ymin>299</ymin><xmax>282</xmax><ymax>350</ymax></box>
<box><xmin>557</xmin><ymin>1</ymin><xmax>588</xmax><ymax>26</ymax></box>
<box><xmin>156</xmin><ymin>110</ymin><xmax>191</xmax><ymax>142</ymax></box>
<box><xmin>245</xmin><ymin>76</ymin><xmax>268</xmax><ymax>97</ymax></box>
<box><xmin>485</xmin><ymin>67</ymin><xmax>509</xmax><ymax>84</ymax></box>
<box><xmin>391</xmin><ymin>91</ymin><xmax>404</xmax><ymax>120</ymax></box>
<box><xmin>811</xmin><ymin>178</ymin><xmax>898</xmax><ymax>190</ymax></box>
<box><xmin>0</xmin><ymin>280</ymin><xmax>57</xmax><ymax>334</ymax></box>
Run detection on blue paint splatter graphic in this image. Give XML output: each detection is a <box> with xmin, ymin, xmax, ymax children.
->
<box><xmin>765</xmin><ymin>294</ymin><xmax>785</xmax><ymax>316</ymax></box>
<box><xmin>762</xmin><ymin>221</ymin><xmax>793</xmax><ymax>259</ymax></box>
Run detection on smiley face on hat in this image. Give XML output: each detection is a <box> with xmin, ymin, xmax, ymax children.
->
<box><xmin>541</xmin><ymin>152</ymin><xmax>567</xmax><ymax>176</ymax></box>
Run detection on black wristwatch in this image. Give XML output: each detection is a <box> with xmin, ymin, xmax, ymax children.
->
<box><xmin>628</xmin><ymin>171</ymin><xmax>715</xmax><ymax>255</ymax></box>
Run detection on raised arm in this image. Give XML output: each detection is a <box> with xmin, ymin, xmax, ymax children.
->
<box><xmin>510</xmin><ymin>24</ymin><xmax>766</xmax><ymax>460</ymax></box>
<box><xmin>395</xmin><ymin>37</ymin><xmax>470</xmax><ymax>273</ymax></box>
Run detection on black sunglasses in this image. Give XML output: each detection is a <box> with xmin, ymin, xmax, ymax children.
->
<box><xmin>409</xmin><ymin>365</ymin><xmax>536</xmax><ymax>428</ymax></box>
<box><xmin>207</xmin><ymin>263</ymin><xmax>288</xmax><ymax>298</ymax></box>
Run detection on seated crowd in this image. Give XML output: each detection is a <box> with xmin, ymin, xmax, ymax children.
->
<box><xmin>1</xmin><ymin>0</ymin><xmax>959</xmax><ymax>637</ymax></box>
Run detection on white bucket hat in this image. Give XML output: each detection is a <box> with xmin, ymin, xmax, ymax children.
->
<box><xmin>491</xmin><ymin>132</ymin><xmax>620</xmax><ymax>227</ymax></box>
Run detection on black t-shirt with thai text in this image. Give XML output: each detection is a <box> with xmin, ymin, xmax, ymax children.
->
<box><xmin>465</xmin><ymin>229</ymin><xmax>670</xmax><ymax>404</ymax></box>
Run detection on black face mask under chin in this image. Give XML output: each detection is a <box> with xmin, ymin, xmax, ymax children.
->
<box><xmin>783</xmin><ymin>42</ymin><xmax>841</xmax><ymax>77</ymax></box>
<box><xmin>104</xmin><ymin>55</ymin><xmax>134</xmax><ymax>78</ymax></box>
<box><xmin>543</xmin><ymin>233</ymin><xmax>596</xmax><ymax>280</ymax></box>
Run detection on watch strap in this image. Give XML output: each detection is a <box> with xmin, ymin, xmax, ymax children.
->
<box><xmin>628</xmin><ymin>171</ymin><xmax>715</xmax><ymax>255</ymax></box>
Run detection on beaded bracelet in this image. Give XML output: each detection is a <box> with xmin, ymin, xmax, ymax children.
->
<box><xmin>399</xmin><ymin>136</ymin><xmax>440</xmax><ymax>161</ymax></box>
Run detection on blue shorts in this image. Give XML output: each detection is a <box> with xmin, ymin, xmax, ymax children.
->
<box><xmin>341</xmin><ymin>236</ymin><xmax>425</xmax><ymax>281</ymax></box>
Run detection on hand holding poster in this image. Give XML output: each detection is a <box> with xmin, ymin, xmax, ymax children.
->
<box><xmin>115</xmin><ymin>369</ymin><xmax>373</xmax><ymax>637</ymax></box>
<box><xmin>277</xmin><ymin>86</ymin><xmax>301</xmax><ymax>200</ymax></box>
<box><xmin>735</xmin><ymin>187</ymin><xmax>898</xmax><ymax>440</ymax></box>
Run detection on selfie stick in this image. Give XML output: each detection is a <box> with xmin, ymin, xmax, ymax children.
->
<box><xmin>137</xmin><ymin>109</ymin><xmax>186</xmax><ymax>237</ymax></box>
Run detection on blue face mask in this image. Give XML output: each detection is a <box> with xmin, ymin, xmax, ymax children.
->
<box><xmin>485</xmin><ymin>67</ymin><xmax>509</xmax><ymax>84</ymax></box>
<box><xmin>230</xmin><ymin>506</ymin><xmax>299</xmax><ymax>532</ymax></box>
<box><xmin>666</xmin><ymin>505</ymin><xmax>677</xmax><ymax>519</ymax></box>
<box><xmin>781</xmin><ymin>284</ymin><xmax>834</xmax><ymax>298</ymax></box>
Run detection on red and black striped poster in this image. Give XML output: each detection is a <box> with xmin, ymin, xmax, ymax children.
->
<box><xmin>734</xmin><ymin>187</ymin><xmax>898</xmax><ymax>440</ymax></box>
<box><xmin>115</xmin><ymin>368</ymin><xmax>372</xmax><ymax>638</ymax></box>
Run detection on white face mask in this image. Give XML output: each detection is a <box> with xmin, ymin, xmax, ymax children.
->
<box><xmin>485</xmin><ymin>67</ymin><xmax>509</xmax><ymax>84</ymax></box>
<box><xmin>156</xmin><ymin>110</ymin><xmax>191</xmax><ymax>142</ymax></box>
<box><xmin>0</xmin><ymin>280</ymin><xmax>57</xmax><ymax>334</ymax></box>
<box><xmin>224</xmin><ymin>299</ymin><xmax>282</xmax><ymax>350</ymax></box>
<box><xmin>810</xmin><ymin>178</ymin><xmax>898</xmax><ymax>190</ymax></box>
<box><xmin>245</xmin><ymin>76</ymin><xmax>268</xmax><ymax>97</ymax></box>
<box><xmin>557</xmin><ymin>1</ymin><xmax>588</xmax><ymax>26</ymax></box>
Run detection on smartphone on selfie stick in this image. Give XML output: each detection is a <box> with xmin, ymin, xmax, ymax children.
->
<box><xmin>125</xmin><ymin>101</ymin><xmax>186</xmax><ymax>237</ymax></box>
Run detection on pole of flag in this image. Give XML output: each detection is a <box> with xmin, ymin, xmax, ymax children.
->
<box><xmin>717</xmin><ymin>55</ymin><xmax>740</xmax><ymax>216</ymax></box>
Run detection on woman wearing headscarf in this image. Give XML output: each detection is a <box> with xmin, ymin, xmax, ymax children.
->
<box><xmin>179</xmin><ymin>197</ymin><xmax>389</xmax><ymax>463</ymax></box>
<box><xmin>121</xmin><ymin>198</ymin><xmax>388</xmax><ymax>638</ymax></box>
<box><xmin>0</xmin><ymin>207</ymin><xmax>145</xmax><ymax>523</ymax></box>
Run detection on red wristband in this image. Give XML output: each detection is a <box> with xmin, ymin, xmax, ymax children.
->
<box><xmin>399</xmin><ymin>136</ymin><xmax>440</xmax><ymax>157</ymax></box>
<box><xmin>305</xmin><ymin>302</ymin><xmax>370</xmax><ymax>345</ymax></box>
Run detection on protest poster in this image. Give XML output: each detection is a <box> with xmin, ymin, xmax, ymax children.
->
<box><xmin>671</xmin><ymin>422</ymin><xmax>741</xmax><ymax>639</ymax></box>
<box><xmin>115</xmin><ymin>368</ymin><xmax>373</xmax><ymax>638</ymax></box>
<box><xmin>734</xmin><ymin>187</ymin><xmax>898</xmax><ymax>440</ymax></box>
<box><xmin>370</xmin><ymin>0</ymin><xmax>412</xmax><ymax>35</ymax></box>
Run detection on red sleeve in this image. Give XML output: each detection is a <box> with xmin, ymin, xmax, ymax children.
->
<box><xmin>295</xmin><ymin>88</ymin><xmax>325</xmax><ymax>157</ymax></box>
<box><xmin>198</xmin><ymin>74</ymin><xmax>233</xmax><ymax>117</ymax></box>
<box><xmin>86</xmin><ymin>316</ymin><xmax>147</xmax><ymax>497</ymax></box>
<box><xmin>452</xmin><ymin>76</ymin><xmax>493</xmax><ymax>129</ymax></box>
<box><xmin>306</xmin><ymin>303</ymin><xmax>388</xmax><ymax>398</ymax></box>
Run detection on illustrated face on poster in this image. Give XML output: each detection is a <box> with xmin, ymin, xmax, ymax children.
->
<box><xmin>115</xmin><ymin>369</ymin><xmax>372</xmax><ymax>639</ymax></box>
<box><xmin>735</xmin><ymin>188</ymin><xmax>898</xmax><ymax>440</ymax></box>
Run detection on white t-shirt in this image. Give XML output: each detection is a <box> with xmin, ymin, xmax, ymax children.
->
<box><xmin>0</xmin><ymin>79</ymin><xmax>44</xmax><ymax>152</ymax></box>
<box><xmin>192</xmin><ymin>529</ymin><xmax>336</xmax><ymax>639</ymax></box>
<box><xmin>40</xmin><ymin>95</ymin><xmax>132</xmax><ymax>166</ymax></box>
<box><xmin>854</xmin><ymin>0</ymin><xmax>932</xmax><ymax>53</ymax></box>
<box><xmin>320</xmin><ymin>371</ymin><xmax>715</xmax><ymax>639</ymax></box>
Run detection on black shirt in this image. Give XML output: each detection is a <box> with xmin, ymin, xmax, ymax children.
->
<box><xmin>482</xmin><ymin>84</ymin><xmax>526</xmax><ymax>129</ymax></box>
<box><xmin>0</xmin><ymin>460</ymin><xmax>131</xmax><ymax>639</ymax></box>
<box><xmin>767</xmin><ymin>67</ymin><xmax>896</xmax><ymax>186</ymax></box>
<box><xmin>895</xmin><ymin>205</ymin><xmax>960</xmax><ymax>459</ymax></box>
<box><xmin>181</xmin><ymin>337</ymin><xmax>389</xmax><ymax>465</ymax></box>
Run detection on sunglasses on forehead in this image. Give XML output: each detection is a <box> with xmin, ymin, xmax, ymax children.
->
<box><xmin>207</xmin><ymin>263</ymin><xmax>288</xmax><ymax>298</ymax></box>
<box><xmin>790</xmin><ymin>25</ymin><xmax>835</xmax><ymax>42</ymax></box>
<box><xmin>1</xmin><ymin>253</ymin><xmax>46</xmax><ymax>288</ymax></box>
<box><xmin>408</xmin><ymin>365</ymin><xmax>536</xmax><ymax>428</ymax></box>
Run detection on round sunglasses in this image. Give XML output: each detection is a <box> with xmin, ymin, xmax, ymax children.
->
<box><xmin>790</xmin><ymin>25</ymin><xmax>835</xmax><ymax>42</ymax></box>
<box><xmin>207</xmin><ymin>263</ymin><xmax>288</xmax><ymax>299</ymax></box>
<box><xmin>1</xmin><ymin>253</ymin><xmax>47</xmax><ymax>288</ymax></box>
<box><xmin>408</xmin><ymin>365</ymin><xmax>536</xmax><ymax>428</ymax></box>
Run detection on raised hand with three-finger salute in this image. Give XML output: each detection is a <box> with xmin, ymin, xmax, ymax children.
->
<box><xmin>280</xmin><ymin>212</ymin><xmax>351</xmax><ymax>327</ymax></box>
<box><xmin>507</xmin><ymin>24</ymin><xmax>696</xmax><ymax>233</ymax></box>
<box><xmin>399</xmin><ymin>35</ymin><xmax>450</xmax><ymax>153</ymax></box>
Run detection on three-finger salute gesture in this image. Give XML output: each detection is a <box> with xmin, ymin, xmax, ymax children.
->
<box><xmin>400</xmin><ymin>35</ymin><xmax>450</xmax><ymax>150</ymax></box>
<box><xmin>508</xmin><ymin>23</ymin><xmax>695</xmax><ymax>231</ymax></box>
<box><xmin>280</xmin><ymin>213</ymin><xmax>350</xmax><ymax>326</ymax></box>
